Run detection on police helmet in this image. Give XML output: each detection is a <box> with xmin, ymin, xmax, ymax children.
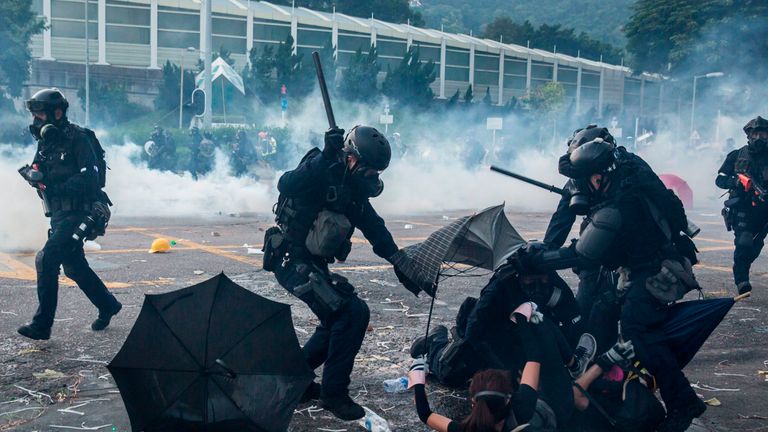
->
<box><xmin>567</xmin><ymin>139</ymin><xmax>616</xmax><ymax>178</ymax></box>
<box><xmin>743</xmin><ymin>116</ymin><xmax>768</xmax><ymax>134</ymax></box>
<box><xmin>567</xmin><ymin>125</ymin><xmax>616</xmax><ymax>153</ymax></box>
<box><xmin>343</xmin><ymin>125</ymin><xmax>392</xmax><ymax>171</ymax></box>
<box><xmin>26</xmin><ymin>88</ymin><xmax>69</xmax><ymax>116</ymax></box>
<box><xmin>144</xmin><ymin>140</ymin><xmax>158</xmax><ymax>157</ymax></box>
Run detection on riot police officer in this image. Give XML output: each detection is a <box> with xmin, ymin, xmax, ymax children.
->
<box><xmin>17</xmin><ymin>88</ymin><xmax>121</xmax><ymax>340</ymax></box>
<box><xmin>520</xmin><ymin>138</ymin><xmax>705</xmax><ymax>432</ymax></box>
<box><xmin>716</xmin><ymin>116</ymin><xmax>768</xmax><ymax>294</ymax></box>
<box><xmin>263</xmin><ymin>126</ymin><xmax>414</xmax><ymax>420</ymax></box>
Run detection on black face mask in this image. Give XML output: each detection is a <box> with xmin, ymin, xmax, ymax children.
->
<box><xmin>749</xmin><ymin>138</ymin><xmax>768</xmax><ymax>153</ymax></box>
<box><xmin>351</xmin><ymin>168</ymin><xmax>384</xmax><ymax>198</ymax></box>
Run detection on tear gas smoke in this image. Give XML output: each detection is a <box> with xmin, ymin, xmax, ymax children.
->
<box><xmin>0</xmin><ymin>145</ymin><xmax>48</xmax><ymax>252</ymax></box>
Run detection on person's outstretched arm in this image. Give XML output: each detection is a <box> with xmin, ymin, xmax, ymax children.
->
<box><xmin>409</xmin><ymin>357</ymin><xmax>456</xmax><ymax>432</ymax></box>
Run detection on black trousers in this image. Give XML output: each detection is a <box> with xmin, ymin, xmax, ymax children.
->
<box><xmin>576</xmin><ymin>268</ymin><xmax>621</xmax><ymax>354</ymax></box>
<box><xmin>733</xmin><ymin>228</ymin><xmax>767</xmax><ymax>285</ymax></box>
<box><xmin>274</xmin><ymin>258</ymin><xmax>370</xmax><ymax>398</ymax></box>
<box><xmin>621</xmin><ymin>276</ymin><xmax>698</xmax><ymax>412</ymax></box>
<box><xmin>33</xmin><ymin>212</ymin><xmax>121</xmax><ymax>329</ymax></box>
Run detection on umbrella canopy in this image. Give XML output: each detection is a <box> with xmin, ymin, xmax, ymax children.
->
<box><xmin>108</xmin><ymin>273</ymin><xmax>313</xmax><ymax>432</ymax></box>
<box><xmin>392</xmin><ymin>204</ymin><xmax>526</xmax><ymax>297</ymax></box>
<box><xmin>652</xmin><ymin>296</ymin><xmax>739</xmax><ymax>368</ymax></box>
<box><xmin>659</xmin><ymin>173</ymin><xmax>693</xmax><ymax>209</ymax></box>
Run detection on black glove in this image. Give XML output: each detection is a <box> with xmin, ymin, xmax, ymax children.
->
<box><xmin>395</xmin><ymin>265</ymin><xmax>422</xmax><ymax>296</ymax></box>
<box><xmin>596</xmin><ymin>340</ymin><xmax>635</xmax><ymax>370</ymax></box>
<box><xmin>323</xmin><ymin>127</ymin><xmax>345</xmax><ymax>160</ymax></box>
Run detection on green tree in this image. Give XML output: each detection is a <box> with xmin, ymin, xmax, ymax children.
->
<box><xmin>624</xmin><ymin>0</ymin><xmax>768</xmax><ymax>79</ymax></box>
<box><xmin>77</xmin><ymin>82</ymin><xmax>143</xmax><ymax>126</ymax></box>
<box><xmin>482</xmin><ymin>16</ymin><xmax>623</xmax><ymax>63</ymax></box>
<box><xmin>526</xmin><ymin>82</ymin><xmax>565</xmax><ymax>114</ymax></box>
<box><xmin>316</xmin><ymin>42</ymin><xmax>337</xmax><ymax>93</ymax></box>
<box><xmin>275</xmin><ymin>0</ymin><xmax>423</xmax><ymax>25</ymax></box>
<box><xmin>482</xmin><ymin>86</ymin><xmax>492</xmax><ymax>105</ymax></box>
<box><xmin>339</xmin><ymin>45</ymin><xmax>380</xmax><ymax>103</ymax></box>
<box><xmin>463</xmin><ymin>84</ymin><xmax>474</xmax><ymax>104</ymax></box>
<box><xmin>274</xmin><ymin>35</ymin><xmax>314</xmax><ymax>100</ymax></box>
<box><xmin>154</xmin><ymin>60</ymin><xmax>197</xmax><ymax>114</ymax></box>
<box><xmin>446</xmin><ymin>89</ymin><xmax>460</xmax><ymax>108</ymax></box>
<box><xmin>196</xmin><ymin>45</ymin><xmax>237</xmax><ymax>71</ymax></box>
<box><xmin>245</xmin><ymin>44</ymin><xmax>276</xmax><ymax>103</ymax></box>
<box><xmin>0</xmin><ymin>0</ymin><xmax>45</xmax><ymax>102</ymax></box>
<box><xmin>381</xmin><ymin>46</ymin><xmax>437</xmax><ymax>107</ymax></box>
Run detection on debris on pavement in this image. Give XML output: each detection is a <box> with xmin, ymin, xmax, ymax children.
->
<box><xmin>33</xmin><ymin>369</ymin><xmax>67</xmax><ymax>379</ymax></box>
<box><xmin>193</xmin><ymin>270</ymin><xmax>205</xmax><ymax>275</ymax></box>
<box><xmin>704</xmin><ymin>397</ymin><xmax>721</xmax><ymax>406</ymax></box>
<box><xmin>211</xmin><ymin>231</ymin><xmax>221</xmax><ymax>237</ymax></box>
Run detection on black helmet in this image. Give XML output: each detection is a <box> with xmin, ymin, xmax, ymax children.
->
<box><xmin>567</xmin><ymin>139</ymin><xmax>616</xmax><ymax>179</ymax></box>
<box><xmin>343</xmin><ymin>125</ymin><xmax>391</xmax><ymax>170</ymax></box>
<box><xmin>567</xmin><ymin>125</ymin><xmax>616</xmax><ymax>153</ymax></box>
<box><xmin>26</xmin><ymin>88</ymin><xmax>69</xmax><ymax>116</ymax></box>
<box><xmin>744</xmin><ymin>116</ymin><xmax>768</xmax><ymax>134</ymax></box>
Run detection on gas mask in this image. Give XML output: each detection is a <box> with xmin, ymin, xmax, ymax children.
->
<box><xmin>566</xmin><ymin>178</ymin><xmax>592</xmax><ymax>215</ymax></box>
<box><xmin>29</xmin><ymin>115</ymin><xmax>48</xmax><ymax>141</ymax></box>
<box><xmin>350</xmin><ymin>164</ymin><xmax>384</xmax><ymax>198</ymax></box>
<box><xmin>748</xmin><ymin>133</ymin><xmax>768</xmax><ymax>153</ymax></box>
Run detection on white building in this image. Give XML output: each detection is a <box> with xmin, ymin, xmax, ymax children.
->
<box><xmin>26</xmin><ymin>0</ymin><xmax>662</xmax><ymax>120</ymax></box>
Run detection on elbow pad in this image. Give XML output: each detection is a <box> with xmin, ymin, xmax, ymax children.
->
<box><xmin>715</xmin><ymin>174</ymin><xmax>736</xmax><ymax>190</ymax></box>
<box><xmin>576</xmin><ymin>207</ymin><xmax>621</xmax><ymax>261</ymax></box>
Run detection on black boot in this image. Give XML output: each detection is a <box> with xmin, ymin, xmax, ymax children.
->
<box><xmin>92</xmin><ymin>303</ymin><xmax>122</xmax><ymax>331</ymax></box>
<box><xmin>18</xmin><ymin>323</ymin><xmax>51</xmax><ymax>340</ymax></box>
<box><xmin>299</xmin><ymin>381</ymin><xmax>321</xmax><ymax>403</ymax></box>
<box><xmin>410</xmin><ymin>325</ymin><xmax>448</xmax><ymax>358</ymax></box>
<box><xmin>320</xmin><ymin>394</ymin><xmax>365</xmax><ymax>420</ymax></box>
<box><xmin>737</xmin><ymin>281</ymin><xmax>752</xmax><ymax>295</ymax></box>
<box><xmin>658</xmin><ymin>398</ymin><xmax>706</xmax><ymax>432</ymax></box>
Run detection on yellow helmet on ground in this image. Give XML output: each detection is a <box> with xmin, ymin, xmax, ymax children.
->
<box><xmin>148</xmin><ymin>238</ymin><xmax>172</xmax><ymax>253</ymax></box>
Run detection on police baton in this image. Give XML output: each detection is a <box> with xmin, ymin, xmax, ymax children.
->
<box><xmin>312</xmin><ymin>51</ymin><xmax>337</xmax><ymax>129</ymax></box>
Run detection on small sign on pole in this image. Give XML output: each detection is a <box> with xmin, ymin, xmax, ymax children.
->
<box><xmin>486</xmin><ymin>117</ymin><xmax>503</xmax><ymax>130</ymax></box>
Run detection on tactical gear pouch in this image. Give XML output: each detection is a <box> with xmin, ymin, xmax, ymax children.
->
<box><xmin>262</xmin><ymin>226</ymin><xmax>285</xmax><ymax>272</ymax></box>
<box><xmin>305</xmin><ymin>210</ymin><xmax>352</xmax><ymax>259</ymax></box>
<box><xmin>736</xmin><ymin>230</ymin><xmax>755</xmax><ymax>247</ymax></box>
<box><xmin>645</xmin><ymin>258</ymin><xmax>699</xmax><ymax>304</ymax></box>
<box><xmin>86</xmin><ymin>201</ymin><xmax>111</xmax><ymax>240</ymax></box>
<box><xmin>293</xmin><ymin>272</ymin><xmax>353</xmax><ymax>320</ymax></box>
<box><xmin>436</xmin><ymin>338</ymin><xmax>476</xmax><ymax>388</ymax></box>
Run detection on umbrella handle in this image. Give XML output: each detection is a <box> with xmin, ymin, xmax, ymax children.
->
<box><xmin>215</xmin><ymin>359</ymin><xmax>237</xmax><ymax>378</ymax></box>
<box><xmin>733</xmin><ymin>292</ymin><xmax>752</xmax><ymax>302</ymax></box>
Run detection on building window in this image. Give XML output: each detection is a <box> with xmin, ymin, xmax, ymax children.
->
<box><xmin>414</xmin><ymin>44</ymin><xmax>440</xmax><ymax>63</ymax></box>
<box><xmin>52</xmin><ymin>0</ymin><xmax>97</xmax><ymax>20</ymax></box>
<box><xmin>158</xmin><ymin>30</ymin><xmax>199</xmax><ymax>49</ymax></box>
<box><xmin>445</xmin><ymin>49</ymin><xmax>469</xmax><ymax>67</ymax></box>
<box><xmin>51</xmin><ymin>19</ymin><xmax>97</xmax><ymax>39</ymax></box>
<box><xmin>557</xmin><ymin>67</ymin><xmax>578</xmax><ymax>84</ymax></box>
<box><xmin>107</xmin><ymin>25</ymin><xmax>150</xmax><ymax>44</ymax></box>
<box><xmin>581</xmin><ymin>72</ymin><xmax>600</xmax><ymax>87</ymax></box>
<box><xmin>445</xmin><ymin>66</ymin><xmax>469</xmax><ymax>82</ymax></box>
<box><xmin>158</xmin><ymin>11</ymin><xmax>199</xmax><ymax>31</ymax></box>
<box><xmin>213</xmin><ymin>16</ymin><xmax>246</xmax><ymax>37</ymax></box>
<box><xmin>253</xmin><ymin>23</ymin><xmax>291</xmax><ymax>43</ymax></box>
<box><xmin>297</xmin><ymin>28</ymin><xmax>331</xmax><ymax>48</ymax></box>
<box><xmin>32</xmin><ymin>0</ymin><xmax>43</xmax><ymax>14</ymax></box>
<box><xmin>503</xmin><ymin>75</ymin><xmax>526</xmax><ymax>90</ymax></box>
<box><xmin>504</xmin><ymin>58</ymin><xmax>526</xmax><ymax>75</ymax></box>
<box><xmin>213</xmin><ymin>36</ymin><xmax>246</xmax><ymax>54</ymax></box>
<box><xmin>475</xmin><ymin>70</ymin><xmax>498</xmax><ymax>86</ymax></box>
<box><xmin>377</xmin><ymin>40</ymin><xmax>406</xmax><ymax>58</ymax></box>
<box><xmin>106</xmin><ymin>5</ymin><xmax>149</xmax><ymax>25</ymax></box>
<box><xmin>474</xmin><ymin>53</ymin><xmax>499</xmax><ymax>71</ymax></box>
<box><xmin>338</xmin><ymin>34</ymin><xmax>370</xmax><ymax>52</ymax></box>
<box><xmin>531</xmin><ymin>62</ymin><xmax>553</xmax><ymax>80</ymax></box>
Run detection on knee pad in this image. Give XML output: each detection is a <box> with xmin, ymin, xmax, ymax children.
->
<box><xmin>736</xmin><ymin>231</ymin><xmax>755</xmax><ymax>248</ymax></box>
<box><xmin>35</xmin><ymin>250</ymin><xmax>45</xmax><ymax>272</ymax></box>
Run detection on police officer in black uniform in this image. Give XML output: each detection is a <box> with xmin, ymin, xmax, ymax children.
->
<box><xmin>17</xmin><ymin>88</ymin><xmax>122</xmax><ymax>341</ymax></box>
<box><xmin>519</xmin><ymin>138</ymin><xmax>705</xmax><ymax>432</ymax></box>
<box><xmin>716</xmin><ymin>116</ymin><xmax>768</xmax><ymax>294</ymax></box>
<box><xmin>264</xmin><ymin>126</ymin><xmax>415</xmax><ymax>420</ymax></box>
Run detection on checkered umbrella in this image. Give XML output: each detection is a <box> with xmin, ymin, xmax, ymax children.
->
<box><xmin>390</xmin><ymin>204</ymin><xmax>526</xmax><ymax>297</ymax></box>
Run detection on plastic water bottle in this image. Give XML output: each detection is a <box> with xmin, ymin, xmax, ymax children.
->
<box><xmin>382</xmin><ymin>376</ymin><xmax>408</xmax><ymax>393</ymax></box>
<box><xmin>358</xmin><ymin>406</ymin><xmax>391</xmax><ymax>432</ymax></box>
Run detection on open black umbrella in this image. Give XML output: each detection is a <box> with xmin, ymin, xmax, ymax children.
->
<box><xmin>108</xmin><ymin>273</ymin><xmax>314</xmax><ymax>432</ymax></box>
<box><xmin>651</xmin><ymin>293</ymin><xmax>750</xmax><ymax>368</ymax></box>
<box><xmin>390</xmin><ymin>204</ymin><xmax>525</xmax><ymax>297</ymax></box>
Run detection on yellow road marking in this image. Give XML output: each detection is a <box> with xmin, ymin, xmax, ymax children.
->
<box><xmin>697</xmin><ymin>264</ymin><xmax>732</xmax><ymax>273</ymax></box>
<box><xmin>698</xmin><ymin>246</ymin><xmax>734</xmax><ymax>252</ymax></box>
<box><xmin>125</xmin><ymin>228</ymin><xmax>263</xmax><ymax>267</ymax></box>
<box><xmin>696</xmin><ymin>237</ymin><xmax>733</xmax><ymax>245</ymax></box>
<box><xmin>0</xmin><ymin>252</ymin><xmax>36</xmax><ymax>281</ymax></box>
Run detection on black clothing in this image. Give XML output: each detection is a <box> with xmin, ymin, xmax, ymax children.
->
<box><xmin>717</xmin><ymin>146</ymin><xmax>768</xmax><ymax>285</ymax></box>
<box><xmin>413</xmin><ymin>382</ymin><xmax>538</xmax><ymax>431</ymax></box>
<box><xmin>531</xmin><ymin>173</ymin><xmax>701</xmax><ymax>416</ymax></box>
<box><xmin>29</xmin><ymin>122</ymin><xmax>120</xmax><ymax>331</ymax></box>
<box><xmin>270</xmin><ymin>148</ymin><xmax>397</xmax><ymax>399</ymax></box>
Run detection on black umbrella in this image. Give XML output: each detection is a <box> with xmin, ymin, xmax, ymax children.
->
<box><xmin>390</xmin><ymin>204</ymin><xmax>525</xmax><ymax>297</ymax></box>
<box><xmin>649</xmin><ymin>293</ymin><xmax>750</xmax><ymax>368</ymax></box>
<box><xmin>108</xmin><ymin>273</ymin><xmax>314</xmax><ymax>432</ymax></box>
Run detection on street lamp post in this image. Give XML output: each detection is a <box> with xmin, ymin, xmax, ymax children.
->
<box><xmin>690</xmin><ymin>72</ymin><xmax>724</xmax><ymax>140</ymax></box>
<box><xmin>179</xmin><ymin>47</ymin><xmax>196</xmax><ymax>129</ymax></box>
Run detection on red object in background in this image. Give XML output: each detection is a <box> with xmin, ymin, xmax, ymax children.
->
<box><xmin>659</xmin><ymin>174</ymin><xmax>694</xmax><ymax>209</ymax></box>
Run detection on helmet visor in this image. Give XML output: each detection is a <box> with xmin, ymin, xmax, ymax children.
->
<box><xmin>26</xmin><ymin>100</ymin><xmax>46</xmax><ymax>113</ymax></box>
